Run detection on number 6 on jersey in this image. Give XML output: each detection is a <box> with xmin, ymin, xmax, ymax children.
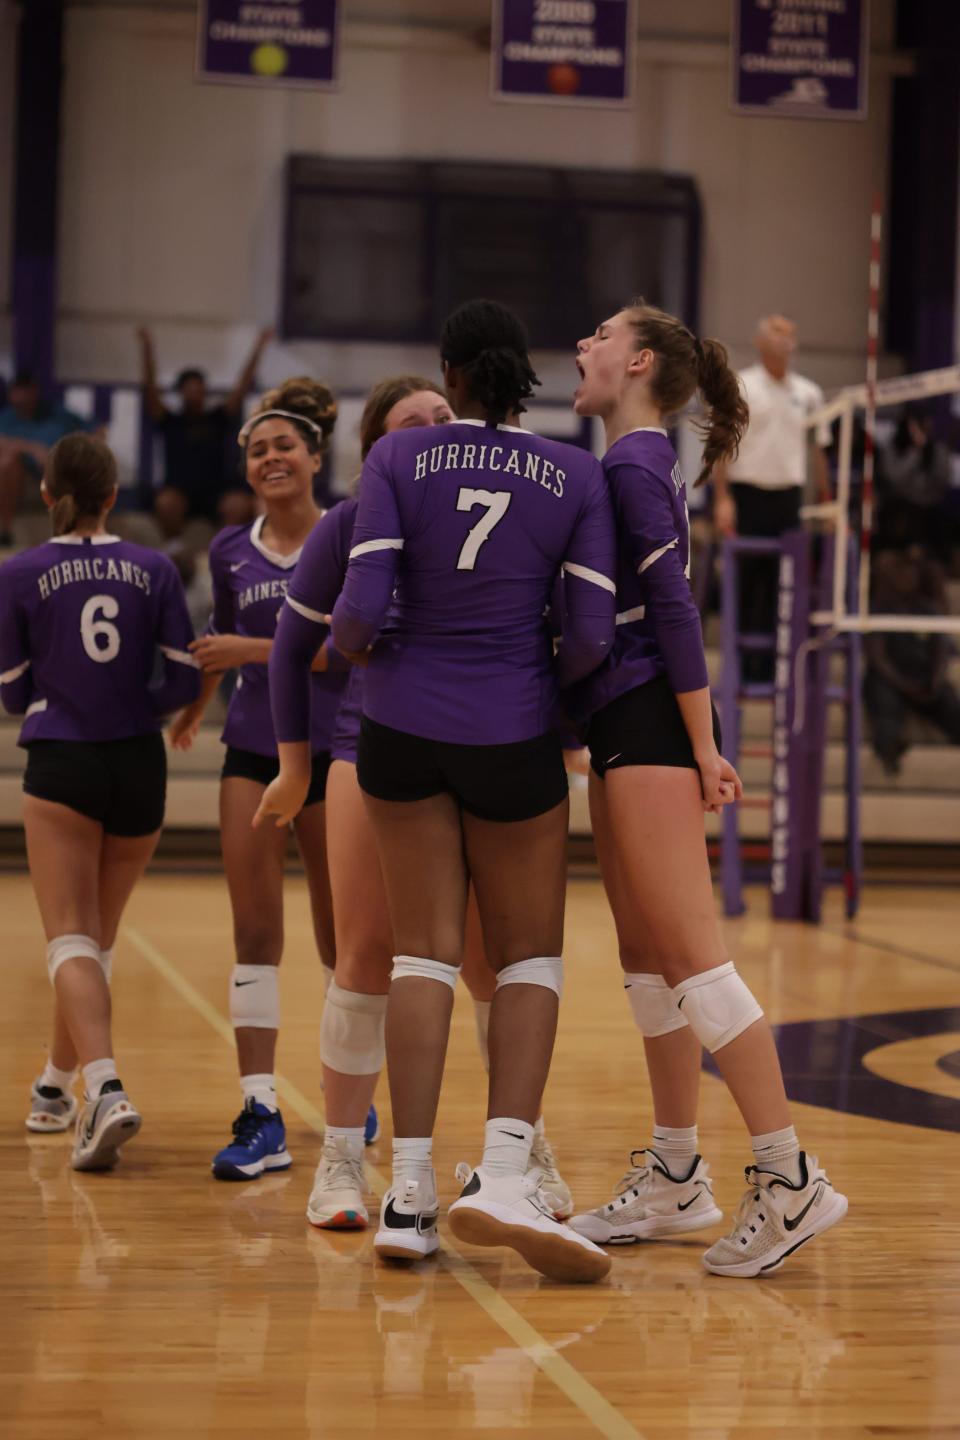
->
<box><xmin>80</xmin><ymin>594</ymin><xmax>121</xmax><ymax>663</ymax></box>
<box><xmin>455</xmin><ymin>488</ymin><xmax>512</xmax><ymax>571</ymax></box>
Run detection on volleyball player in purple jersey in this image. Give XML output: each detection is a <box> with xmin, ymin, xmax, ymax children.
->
<box><xmin>567</xmin><ymin>301</ymin><xmax>847</xmax><ymax>1276</ymax></box>
<box><xmin>257</xmin><ymin>375</ymin><xmax>573</xmax><ymax>1231</ymax></box>
<box><xmin>168</xmin><ymin>378</ymin><xmax>346</xmax><ymax>1181</ymax></box>
<box><xmin>0</xmin><ymin>434</ymin><xmax>199</xmax><ymax>1170</ymax></box>
<box><xmin>261</xmin><ymin>301</ymin><xmax>615</xmax><ymax>1283</ymax></box>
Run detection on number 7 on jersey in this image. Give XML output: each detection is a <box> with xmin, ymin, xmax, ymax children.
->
<box><xmin>455</xmin><ymin>488</ymin><xmax>512</xmax><ymax>572</ymax></box>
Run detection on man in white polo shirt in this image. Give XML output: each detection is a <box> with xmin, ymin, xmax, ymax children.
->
<box><xmin>712</xmin><ymin>314</ymin><xmax>832</xmax><ymax>678</ymax></box>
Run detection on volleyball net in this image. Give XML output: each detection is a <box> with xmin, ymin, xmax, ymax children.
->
<box><xmin>802</xmin><ymin>362</ymin><xmax>960</xmax><ymax>634</ymax></box>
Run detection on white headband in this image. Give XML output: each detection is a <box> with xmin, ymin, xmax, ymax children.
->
<box><xmin>237</xmin><ymin>408</ymin><xmax>325</xmax><ymax>448</ymax></box>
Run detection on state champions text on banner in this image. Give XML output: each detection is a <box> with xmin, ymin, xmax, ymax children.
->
<box><xmin>492</xmin><ymin>0</ymin><xmax>636</xmax><ymax>108</ymax></box>
<box><xmin>197</xmin><ymin>0</ymin><xmax>339</xmax><ymax>91</ymax></box>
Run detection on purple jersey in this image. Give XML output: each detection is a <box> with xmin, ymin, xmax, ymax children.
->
<box><xmin>330</xmin><ymin>420</ymin><xmax>616</xmax><ymax>745</ymax></box>
<box><xmin>566</xmin><ymin>428</ymin><xmax>708</xmax><ymax>723</ymax></box>
<box><xmin>209</xmin><ymin>516</ymin><xmax>347</xmax><ymax>758</ymax></box>
<box><xmin>0</xmin><ymin>534</ymin><xmax>199</xmax><ymax>743</ymax></box>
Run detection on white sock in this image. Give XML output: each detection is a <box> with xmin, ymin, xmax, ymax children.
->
<box><xmin>240</xmin><ymin>1073</ymin><xmax>277</xmax><ymax>1112</ymax></box>
<box><xmin>651</xmin><ymin>1124</ymin><xmax>699</xmax><ymax>1180</ymax></box>
<box><xmin>392</xmin><ymin>1136</ymin><xmax>433</xmax><ymax>1190</ymax></box>
<box><xmin>482</xmin><ymin>1117</ymin><xmax>534</xmax><ymax>1179</ymax></box>
<box><xmin>472</xmin><ymin>998</ymin><xmax>491</xmax><ymax>1071</ymax></box>
<box><xmin>751</xmin><ymin>1124</ymin><xmax>803</xmax><ymax>1185</ymax></box>
<box><xmin>40</xmin><ymin>1060</ymin><xmax>77</xmax><ymax>1094</ymax></box>
<box><xmin>82</xmin><ymin>1058</ymin><xmax>119</xmax><ymax>1099</ymax></box>
<box><xmin>324</xmin><ymin>1125</ymin><xmax>364</xmax><ymax>1157</ymax></box>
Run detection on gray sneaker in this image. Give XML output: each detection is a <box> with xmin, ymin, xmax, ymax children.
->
<box><xmin>72</xmin><ymin>1085</ymin><xmax>141</xmax><ymax>1172</ymax></box>
<box><xmin>26</xmin><ymin>1078</ymin><xmax>78</xmax><ymax>1133</ymax></box>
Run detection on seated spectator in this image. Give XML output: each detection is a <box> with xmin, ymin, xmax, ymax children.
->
<box><xmin>0</xmin><ymin>371</ymin><xmax>93</xmax><ymax>546</ymax></box>
<box><xmin>876</xmin><ymin>405</ymin><xmax>951</xmax><ymax>557</ymax></box>
<box><xmin>136</xmin><ymin>326</ymin><xmax>273</xmax><ymax>543</ymax></box>
<box><xmin>863</xmin><ymin>547</ymin><xmax>960</xmax><ymax>774</ymax></box>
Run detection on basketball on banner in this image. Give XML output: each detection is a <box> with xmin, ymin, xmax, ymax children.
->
<box><xmin>492</xmin><ymin>0</ymin><xmax>636</xmax><ymax>107</ymax></box>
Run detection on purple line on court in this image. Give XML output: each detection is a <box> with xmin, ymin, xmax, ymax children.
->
<box><xmin>706</xmin><ymin>1007</ymin><xmax>960</xmax><ymax>1134</ymax></box>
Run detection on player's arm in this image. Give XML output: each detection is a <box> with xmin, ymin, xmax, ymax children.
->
<box><xmin>151</xmin><ymin>557</ymin><xmax>202</xmax><ymax>717</ymax></box>
<box><xmin>619</xmin><ymin>461</ymin><xmax>710</xmax><ymax>697</ymax></box>
<box><xmin>257</xmin><ymin>507</ymin><xmax>353</xmax><ymax>827</ymax></box>
<box><xmin>187</xmin><ymin>533</ymin><xmax>265</xmax><ymax>673</ymax></box>
<box><xmin>0</xmin><ymin>568</ymin><xmax>34</xmax><ymax>715</ymax></box>
<box><xmin>619</xmin><ymin>462</ymin><xmax>738</xmax><ymax>809</ymax></box>
<box><xmin>269</xmin><ymin>502</ymin><xmax>356</xmax><ymax>745</ymax></box>
<box><xmin>331</xmin><ymin>440</ymin><xmax>402</xmax><ymax>657</ymax></box>
<box><xmin>556</xmin><ymin>458</ymin><xmax>617</xmax><ymax>687</ymax></box>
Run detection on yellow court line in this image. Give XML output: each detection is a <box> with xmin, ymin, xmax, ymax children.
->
<box><xmin>124</xmin><ymin>925</ymin><xmax>644</xmax><ymax>1440</ymax></box>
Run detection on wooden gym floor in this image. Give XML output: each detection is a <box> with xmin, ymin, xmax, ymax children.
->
<box><xmin>3</xmin><ymin>871</ymin><xmax>959</xmax><ymax>1439</ymax></box>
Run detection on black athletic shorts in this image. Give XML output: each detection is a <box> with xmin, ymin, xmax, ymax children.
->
<box><xmin>221</xmin><ymin>745</ymin><xmax>331</xmax><ymax>806</ymax></box>
<box><xmin>357</xmin><ymin>716</ymin><xmax>568</xmax><ymax>823</ymax></box>
<box><xmin>23</xmin><ymin>733</ymin><xmax>167</xmax><ymax>837</ymax></box>
<box><xmin>587</xmin><ymin>675</ymin><xmax>722</xmax><ymax>779</ymax></box>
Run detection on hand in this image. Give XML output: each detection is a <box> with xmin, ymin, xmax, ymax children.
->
<box><xmin>696</xmin><ymin>749</ymin><xmax>743</xmax><ymax>812</ymax></box>
<box><xmin>340</xmin><ymin>646</ymin><xmax>371</xmax><ymax>668</ymax></box>
<box><xmin>168</xmin><ymin>705</ymin><xmax>203</xmax><ymax>751</ymax></box>
<box><xmin>252</xmin><ymin>770</ymin><xmax>310</xmax><ymax>829</ymax></box>
<box><xmin>189</xmin><ymin>634</ymin><xmax>256</xmax><ymax>673</ymax></box>
<box><xmin>714</xmin><ymin>494</ymin><xmax>737</xmax><ymax>538</ymax></box>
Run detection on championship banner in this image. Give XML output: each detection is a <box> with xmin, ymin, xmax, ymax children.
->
<box><xmin>732</xmin><ymin>0</ymin><xmax>868</xmax><ymax>120</ymax></box>
<box><xmin>197</xmin><ymin>0</ymin><xmax>339</xmax><ymax>90</ymax></box>
<box><xmin>492</xmin><ymin>0</ymin><xmax>635</xmax><ymax>107</ymax></box>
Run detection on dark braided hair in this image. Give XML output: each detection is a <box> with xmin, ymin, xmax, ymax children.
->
<box><xmin>440</xmin><ymin>299</ymin><xmax>540</xmax><ymax>426</ymax></box>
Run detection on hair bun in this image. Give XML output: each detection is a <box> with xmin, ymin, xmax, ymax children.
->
<box><xmin>258</xmin><ymin>376</ymin><xmax>338</xmax><ymax>446</ymax></box>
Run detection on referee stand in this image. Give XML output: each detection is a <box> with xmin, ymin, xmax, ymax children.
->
<box><xmin>718</xmin><ymin>532</ymin><xmax>863</xmax><ymax>921</ymax></box>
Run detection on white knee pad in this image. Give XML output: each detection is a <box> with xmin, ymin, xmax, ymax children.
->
<box><xmin>230</xmin><ymin>964</ymin><xmax>280</xmax><ymax>1030</ymax></box>
<box><xmin>320</xmin><ymin>980</ymin><xmax>387</xmax><ymax>1075</ymax></box>
<box><xmin>46</xmin><ymin>934</ymin><xmax>101</xmax><ymax>985</ymax></box>
<box><xmin>495</xmin><ymin>956</ymin><xmax>564</xmax><ymax>998</ymax></box>
<box><xmin>625</xmin><ymin>972</ymin><xmax>689</xmax><ymax>1037</ymax></box>
<box><xmin>100</xmin><ymin>948</ymin><xmax>113</xmax><ymax>986</ymax></box>
<box><xmin>673</xmin><ymin>961</ymin><xmax>763</xmax><ymax>1053</ymax></box>
<box><xmin>391</xmin><ymin>955</ymin><xmax>460</xmax><ymax>990</ymax></box>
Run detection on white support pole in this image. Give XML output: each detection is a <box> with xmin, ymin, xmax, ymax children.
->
<box><xmin>832</xmin><ymin>400</ymin><xmax>853</xmax><ymax>624</ymax></box>
<box><xmin>859</xmin><ymin>199</ymin><xmax>883</xmax><ymax>619</ymax></box>
<box><xmin>809</xmin><ymin>613</ymin><xmax>960</xmax><ymax>634</ymax></box>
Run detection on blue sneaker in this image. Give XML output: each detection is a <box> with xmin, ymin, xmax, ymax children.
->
<box><xmin>365</xmin><ymin>1103</ymin><xmax>380</xmax><ymax>1146</ymax></box>
<box><xmin>212</xmin><ymin>1100</ymin><xmax>292</xmax><ymax>1181</ymax></box>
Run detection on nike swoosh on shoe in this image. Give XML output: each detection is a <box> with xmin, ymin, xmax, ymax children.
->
<box><xmin>783</xmin><ymin>1185</ymin><xmax>823</xmax><ymax>1231</ymax></box>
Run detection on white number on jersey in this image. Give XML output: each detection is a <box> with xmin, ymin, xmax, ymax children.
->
<box><xmin>455</xmin><ymin>488</ymin><xmax>513</xmax><ymax>571</ymax></box>
<box><xmin>80</xmin><ymin>594</ymin><xmax>121</xmax><ymax>663</ymax></box>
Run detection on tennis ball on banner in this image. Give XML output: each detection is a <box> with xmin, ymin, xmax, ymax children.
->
<box><xmin>251</xmin><ymin>43</ymin><xmax>289</xmax><ymax>78</ymax></box>
<box><xmin>548</xmin><ymin>63</ymin><xmax>581</xmax><ymax>96</ymax></box>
